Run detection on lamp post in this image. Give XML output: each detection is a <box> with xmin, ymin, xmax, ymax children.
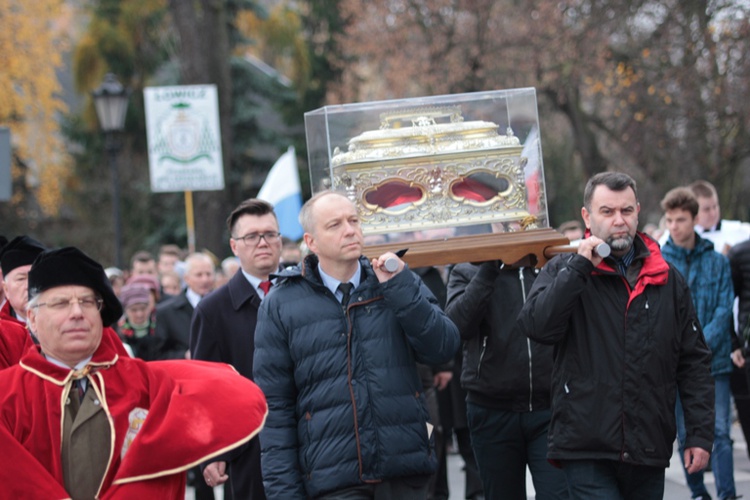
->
<box><xmin>92</xmin><ymin>73</ymin><xmax>130</xmax><ymax>269</ymax></box>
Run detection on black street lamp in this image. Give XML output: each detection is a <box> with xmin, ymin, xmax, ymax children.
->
<box><xmin>92</xmin><ymin>73</ymin><xmax>130</xmax><ymax>269</ymax></box>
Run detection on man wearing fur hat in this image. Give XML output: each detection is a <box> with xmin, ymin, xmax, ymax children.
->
<box><xmin>0</xmin><ymin>237</ymin><xmax>31</xmax><ymax>369</ymax></box>
<box><xmin>0</xmin><ymin>247</ymin><xmax>267</xmax><ymax>499</ymax></box>
<box><xmin>0</xmin><ymin>236</ymin><xmax>129</xmax><ymax>356</ymax></box>
<box><xmin>0</xmin><ymin>235</ymin><xmax>46</xmax><ymax>326</ymax></box>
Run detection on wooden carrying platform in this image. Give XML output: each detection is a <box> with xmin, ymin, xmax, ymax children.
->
<box><xmin>362</xmin><ymin>228</ymin><xmax>570</xmax><ymax>269</ymax></box>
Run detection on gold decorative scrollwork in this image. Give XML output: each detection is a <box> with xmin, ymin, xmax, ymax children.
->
<box><xmin>329</xmin><ymin>103</ymin><xmax>533</xmax><ymax>234</ymax></box>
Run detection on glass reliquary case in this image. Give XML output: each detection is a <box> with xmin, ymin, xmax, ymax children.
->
<box><xmin>304</xmin><ymin>88</ymin><xmax>568</xmax><ymax>267</ymax></box>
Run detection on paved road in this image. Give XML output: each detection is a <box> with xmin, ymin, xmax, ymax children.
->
<box><xmin>445</xmin><ymin>422</ymin><xmax>750</xmax><ymax>499</ymax></box>
<box><xmin>186</xmin><ymin>423</ymin><xmax>750</xmax><ymax>499</ymax></box>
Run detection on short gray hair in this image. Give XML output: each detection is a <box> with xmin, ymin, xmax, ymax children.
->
<box><xmin>184</xmin><ymin>252</ymin><xmax>215</xmax><ymax>276</ymax></box>
<box><xmin>298</xmin><ymin>191</ymin><xmax>353</xmax><ymax>234</ymax></box>
<box><xmin>26</xmin><ymin>292</ymin><xmax>41</xmax><ymax>313</ymax></box>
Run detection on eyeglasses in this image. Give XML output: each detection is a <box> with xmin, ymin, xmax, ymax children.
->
<box><xmin>232</xmin><ymin>231</ymin><xmax>281</xmax><ymax>246</ymax></box>
<box><xmin>34</xmin><ymin>297</ymin><xmax>104</xmax><ymax>313</ymax></box>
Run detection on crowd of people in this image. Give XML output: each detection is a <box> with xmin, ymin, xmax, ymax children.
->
<box><xmin>2</xmin><ymin>173</ymin><xmax>750</xmax><ymax>499</ymax></box>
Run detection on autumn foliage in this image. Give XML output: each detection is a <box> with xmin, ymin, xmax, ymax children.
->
<box><xmin>330</xmin><ymin>0</ymin><xmax>750</xmax><ymax>222</ymax></box>
<box><xmin>0</xmin><ymin>0</ymin><xmax>70</xmax><ymax>214</ymax></box>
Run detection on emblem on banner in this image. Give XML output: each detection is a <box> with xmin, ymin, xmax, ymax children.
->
<box><xmin>151</xmin><ymin>103</ymin><xmax>216</xmax><ymax>164</ymax></box>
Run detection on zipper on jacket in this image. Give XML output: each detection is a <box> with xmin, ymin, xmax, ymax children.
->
<box><xmin>477</xmin><ymin>336</ymin><xmax>488</xmax><ymax>379</ymax></box>
<box><xmin>519</xmin><ymin>267</ymin><xmax>533</xmax><ymax>411</ymax></box>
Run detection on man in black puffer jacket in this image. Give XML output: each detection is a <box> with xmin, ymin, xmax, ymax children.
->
<box><xmin>518</xmin><ymin>172</ymin><xmax>714</xmax><ymax>500</ymax></box>
<box><xmin>254</xmin><ymin>191</ymin><xmax>459</xmax><ymax>499</ymax></box>
<box><xmin>446</xmin><ymin>255</ymin><xmax>569</xmax><ymax>500</ymax></box>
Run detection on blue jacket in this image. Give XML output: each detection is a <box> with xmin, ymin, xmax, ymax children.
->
<box><xmin>253</xmin><ymin>255</ymin><xmax>460</xmax><ymax>498</ymax></box>
<box><xmin>662</xmin><ymin>233</ymin><xmax>735</xmax><ymax>376</ymax></box>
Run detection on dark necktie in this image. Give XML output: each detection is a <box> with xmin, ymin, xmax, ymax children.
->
<box><xmin>338</xmin><ymin>282</ymin><xmax>354</xmax><ymax>305</ymax></box>
<box><xmin>259</xmin><ymin>280</ymin><xmax>273</xmax><ymax>295</ymax></box>
<box><xmin>73</xmin><ymin>379</ymin><xmax>85</xmax><ymax>403</ymax></box>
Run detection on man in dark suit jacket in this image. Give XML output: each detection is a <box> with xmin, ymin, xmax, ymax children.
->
<box><xmin>190</xmin><ymin>199</ymin><xmax>283</xmax><ymax>500</ymax></box>
<box><xmin>155</xmin><ymin>252</ymin><xmax>215</xmax><ymax>360</ymax></box>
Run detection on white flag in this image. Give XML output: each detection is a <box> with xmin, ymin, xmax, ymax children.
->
<box><xmin>257</xmin><ymin>147</ymin><xmax>304</xmax><ymax>240</ymax></box>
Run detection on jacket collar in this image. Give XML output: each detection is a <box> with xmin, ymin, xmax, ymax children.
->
<box><xmin>227</xmin><ymin>269</ymin><xmax>260</xmax><ymax>311</ymax></box>
<box><xmin>595</xmin><ymin>233</ymin><xmax>669</xmax><ymax>284</ymax></box>
<box><xmin>277</xmin><ymin>254</ymin><xmax>375</xmax><ymax>287</ymax></box>
<box><xmin>662</xmin><ymin>231</ymin><xmax>714</xmax><ymax>258</ymax></box>
<box><xmin>632</xmin><ymin>234</ymin><xmax>669</xmax><ymax>282</ymax></box>
<box><xmin>169</xmin><ymin>289</ymin><xmax>192</xmax><ymax>310</ymax></box>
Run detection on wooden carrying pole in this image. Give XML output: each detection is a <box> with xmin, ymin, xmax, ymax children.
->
<box><xmin>363</xmin><ymin>228</ymin><xmax>571</xmax><ymax>269</ymax></box>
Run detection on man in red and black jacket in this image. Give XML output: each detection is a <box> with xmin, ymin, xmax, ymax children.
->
<box><xmin>518</xmin><ymin>172</ymin><xmax>714</xmax><ymax>500</ymax></box>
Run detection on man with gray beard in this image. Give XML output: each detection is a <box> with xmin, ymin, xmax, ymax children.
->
<box><xmin>518</xmin><ymin>172</ymin><xmax>714</xmax><ymax>499</ymax></box>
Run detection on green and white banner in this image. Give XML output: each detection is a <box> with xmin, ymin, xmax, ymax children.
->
<box><xmin>144</xmin><ymin>85</ymin><xmax>224</xmax><ymax>192</ymax></box>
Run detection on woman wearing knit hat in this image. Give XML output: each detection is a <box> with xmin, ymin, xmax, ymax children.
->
<box><xmin>118</xmin><ymin>284</ymin><xmax>161</xmax><ymax>361</ymax></box>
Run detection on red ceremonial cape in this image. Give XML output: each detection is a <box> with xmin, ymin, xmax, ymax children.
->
<box><xmin>0</xmin><ymin>300</ymin><xmax>26</xmax><ymax>328</ymax></box>
<box><xmin>0</xmin><ymin>338</ymin><xmax>268</xmax><ymax>499</ymax></box>
<box><xmin>0</xmin><ymin>319</ymin><xmax>33</xmax><ymax>370</ymax></box>
<box><xmin>103</xmin><ymin>326</ymin><xmax>132</xmax><ymax>357</ymax></box>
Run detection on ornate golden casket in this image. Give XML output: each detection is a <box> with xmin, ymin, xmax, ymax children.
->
<box><xmin>305</xmin><ymin>89</ymin><xmax>567</xmax><ymax>267</ymax></box>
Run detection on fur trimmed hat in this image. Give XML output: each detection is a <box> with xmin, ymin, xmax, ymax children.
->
<box><xmin>28</xmin><ymin>247</ymin><xmax>123</xmax><ymax>327</ymax></box>
<box><xmin>0</xmin><ymin>235</ymin><xmax>46</xmax><ymax>276</ymax></box>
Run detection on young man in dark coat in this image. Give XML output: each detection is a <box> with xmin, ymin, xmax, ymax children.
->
<box><xmin>190</xmin><ymin>199</ymin><xmax>283</xmax><ymax>499</ymax></box>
